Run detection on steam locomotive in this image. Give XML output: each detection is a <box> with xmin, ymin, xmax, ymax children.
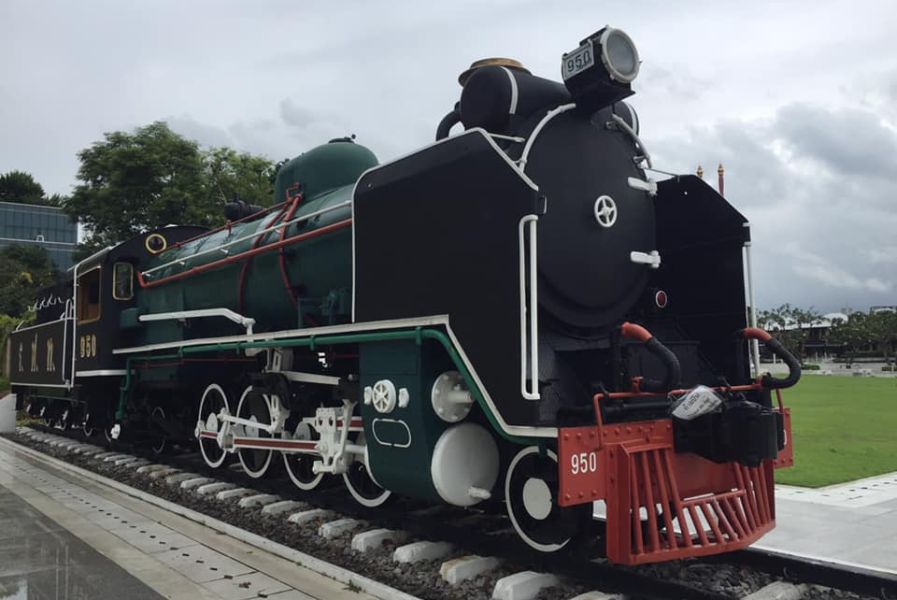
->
<box><xmin>9</xmin><ymin>26</ymin><xmax>799</xmax><ymax>564</ymax></box>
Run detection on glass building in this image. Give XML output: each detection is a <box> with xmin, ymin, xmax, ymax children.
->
<box><xmin>0</xmin><ymin>201</ymin><xmax>78</xmax><ymax>270</ymax></box>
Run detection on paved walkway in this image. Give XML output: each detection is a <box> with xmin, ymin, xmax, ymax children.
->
<box><xmin>757</xmin><ymin>472</ymin><xmax>897</xmax><ymax>573</ymax></box>
<box><xmin>0</xmin><ymin>482</ymin><xmax>165</xmax><ymax>599</ymax></box>
<box><xmin>0</xmin><ymin>440</ymin><xmax>378</xmax><ymax>600</ymax></box>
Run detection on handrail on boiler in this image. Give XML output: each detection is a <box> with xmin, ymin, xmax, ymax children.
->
<box><xmin>138</xmin><ymin>308</ymin><xmax>256</xmax><ymax>335</ymax></box>
<box><xmin>140</xmin><ymin>200</ymin><xmax>352</xmax><ymax>279</ymax></box>
<box><xmin>518</xmin><ymin>214</ymin><xmax>540</xmax><ymax>400</ymax></box>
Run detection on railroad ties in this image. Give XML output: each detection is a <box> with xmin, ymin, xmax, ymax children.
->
<box><xmin>15</xmin><ymin>427</ymin><xmax>872</xmax><ymax>600</ymax></box>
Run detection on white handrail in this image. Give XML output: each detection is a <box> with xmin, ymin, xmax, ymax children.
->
<box><xmin>139</xmin><ymin>308</ymin><xmax>256</xmax><ymax>335</ymax></box>
<box><xmin>518</xmin><ymin>215</ymin><xmax>540</xmax><ymax>400</ymax></box>
<box><xmin>518</xmin><ymin>103</ymin><xmax>576</xmax><ymax>170</ymax></box>
<box><xmin>70</xmin><ymin>262</ymin><xmax>79</xmax><ymax>389</ymax></box>
<box><xmin>142</xmin><ymin>201</ymin><xmax>351</xmax><ymax>278</ymax></box>
<box><xmin>61</xmin><ymin>298</ymin><xmax>72</xmax><ymax>387</ymax></box>
<box><xmin>610</xmin><ymin>113</ymin><xmax>653</xmax><ymax>169</ymax></box>
<box><xmin>743</xmin><ymin>228</ymin><xmax>761</xmax><ymax>376</ymax></box>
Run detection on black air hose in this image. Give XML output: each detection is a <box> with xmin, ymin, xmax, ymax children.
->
<box><xmin>620</xmin><ymin>322</ymin><xmax>681</xmax><ymax>393</ymax></box>
<box><xmin>436</xmin><ymin>104</ymin><xmax>461</xmax><ymax>140</ymax></box>
<box><xmin>740</xmin><ymin>328</ymin><xmax>802</xmax><ymax>389</ymax></box>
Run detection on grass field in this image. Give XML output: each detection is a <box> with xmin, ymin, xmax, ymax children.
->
<box><xmin>774</xmin><ymin>375</ymin><xmax>897</xmax><ymax>487</ymax></box>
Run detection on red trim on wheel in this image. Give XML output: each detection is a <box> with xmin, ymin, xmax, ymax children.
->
<box><xmin>232</xmin><ymin>437</ymin><xmax>318</xmax><ymax>451</ymax></box>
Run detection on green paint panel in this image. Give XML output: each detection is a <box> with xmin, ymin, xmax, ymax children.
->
<box><xmin>134</xmin><ymin>142</ymin><xmax>377</xmax><ymax>345</ymax></box>
<box><xmin>273</xmin><ymin>141</ymin><xmax>378</xmax><ymax>202</ymax></box>
<box><xmin>360</xmin><ymin>339</ymin><xmax>456</xmax><ymax>502</ymax></box>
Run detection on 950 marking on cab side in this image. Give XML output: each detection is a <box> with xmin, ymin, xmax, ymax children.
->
<box><xmin>562</xmin><ymin>42</ymin><xmax>594</xmax><ymax>81</ymax></box>
<box><xmin>557</xmin><ymin>426</ymin><xmax>604</xmax><ymax>507</ymax></box>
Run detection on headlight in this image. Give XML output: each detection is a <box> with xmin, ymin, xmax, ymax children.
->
<box><xmin>562</xmin><ymin>26</ymin><xmax>640</xmax><ymax>111</ymax></box>
<box><xmin>598</xmin><ymin>27</ymin><xmax>640</xmax><ymax>83</ymax></box>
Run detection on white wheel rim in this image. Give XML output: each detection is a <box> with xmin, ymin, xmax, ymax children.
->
<box><xmin>151</xmin><ymin>406</ymin><xmax>167</xmax><ymax>454</ymax></box>
<box><xmin>198</xmin><ymin>383</ymin><xmax>229</xmax><ymax>469</ymax></box>
<box><xmin>505</xmin><ymin>446</ymin><xmax>568</xmax><ymax>552</ymax></box>
<box><xmin>237</xmin><ymin>386</ymin><xmax>273</xmax><ymax>479</ymax></box>
<box><xmin>83</xmin><ymin>412</ymin><xmax>95</xmax><ymax>437</ymax></box>
<box><xmin>342</xmin><ymin>432</ymin><xmax>391</xmax><ymax>507</ymax></box>
<box><xmin>283</xmin><ymin>421</ymin><xmax>324</xmax><ymax>491</ymax></box>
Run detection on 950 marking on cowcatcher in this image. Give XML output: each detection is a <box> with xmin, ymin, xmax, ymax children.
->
<box><xmin>557</xmin><ymin>425</ymin><xmax>604</xmax><ymax>507</ymax></box>
<box><xmin>571</xmin><ymin>450</ymin><xmax>597</xmax><ymax>475</ymax></box>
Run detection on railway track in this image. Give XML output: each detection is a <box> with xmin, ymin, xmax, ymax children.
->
<box><xmin>6</xmin><ymin>425</ymin><xmax>893</xmax><ymax>600</ymax></box>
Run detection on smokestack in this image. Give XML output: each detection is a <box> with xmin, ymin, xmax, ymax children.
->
<box><xmin>717</xmin><ymin>163</ymin><xmax>725</xmax><ymax>196</ymax></box>
<box><xmin>696</xmin><ymin>165</ymin><xmax>704</xmax><ymax>179</ymax></box>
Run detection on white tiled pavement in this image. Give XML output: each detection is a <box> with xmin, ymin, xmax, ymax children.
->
<box><xmin>0</xmin><ymin>439</ymin><xmax>380</xmax><ymax>600</ymax></box>
<box><xmin>756</xmin><ymin>472</ymin><xmax>897</xmax><ymax>572</ymax></box>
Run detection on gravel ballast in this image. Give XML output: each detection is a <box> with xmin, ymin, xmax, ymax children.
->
<box><xmin>4</xmin><ymin>430</ymin><xmax>879</xmax><ymax>600</ymax></box>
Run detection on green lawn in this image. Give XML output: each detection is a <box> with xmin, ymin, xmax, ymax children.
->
<box><xmin>774</xmin><ymin>375</ymin><xmax>897</xmax><ymax>487</ymax></box>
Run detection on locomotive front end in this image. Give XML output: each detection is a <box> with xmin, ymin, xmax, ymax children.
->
<box><xmin>542</xmin><ymin>30</ymin><xmax>797</xmax><ymax>563</ymax></box>
<box><xmin>425</xmin><ymin>26</ymin><xmax>800</xmax><ymax>563</ymax></box>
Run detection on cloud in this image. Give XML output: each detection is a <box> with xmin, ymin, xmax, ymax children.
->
<box><xmin>868</xmin><ymin>247</ymin><xmax>897</xmax><ymax>264</ymax></box>
<box><xmin>651</xmin><ymin>100</ymin><xmax>897</xmax><ymax>310</ymax></box>
<box><xmin>165</xmin><ymin>115</ymin><xmax>233</xmax><ymax>149</ymax></box>
<box><xmin>279</xmin><ymin>100</ymin><xmax>317</xmax><ymax>129</ymax></box>
<box><xmin>782</xmin><ymin>242</ymin><xmax>892</xmax><ymax>293</ymax></box>
<box><xmin>774</xmin><ymin>104</ymin><xmax>897</xmax><ymax>179</ymax></box>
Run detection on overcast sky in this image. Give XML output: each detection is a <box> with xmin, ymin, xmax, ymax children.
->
<box><xmin>2</xmin><ymin>1</ymin><xmax>896</xmax><ymax>312</ymax></box>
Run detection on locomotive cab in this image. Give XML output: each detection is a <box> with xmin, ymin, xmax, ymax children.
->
<box><xmin>9</xmin><ymin>225</ymin><xmax>208</xmax><ymax>435</ymax></box>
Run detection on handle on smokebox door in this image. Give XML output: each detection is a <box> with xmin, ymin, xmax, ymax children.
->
<box><xmin>740</xmin><ymin>327</ymin><xmax>801</xmax><ymax>390</ymax></box>
<box><xmin>619</xmin><ymin>322</ymin><xmax>682</xmax><ymax>393</ymax></box>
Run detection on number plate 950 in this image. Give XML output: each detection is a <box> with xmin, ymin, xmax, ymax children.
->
<box><xmin>562</xmin><ymin>42</ymin><xmax>594</xmax><ymax>81</ymax></box>
<box><xmin>557</xmin><ymin>426</ymin><xmax>604</xmax><ymax>507</ymax></box>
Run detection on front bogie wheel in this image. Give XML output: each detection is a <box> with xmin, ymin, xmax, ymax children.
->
<box><xmin>505</xmin><ymin>446</ymin><xmax>592</xmax><ymax>552</ymax></box>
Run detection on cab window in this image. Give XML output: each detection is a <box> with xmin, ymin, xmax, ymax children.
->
<box><xmin>77</xmin><ymin>268</ymin><xmax>101</xmax><ymax>323</ymax></box>
<box><xmin>113</xmin><ymin>262</ymin><xmax>134</xmax><ymax>300</ymax></box>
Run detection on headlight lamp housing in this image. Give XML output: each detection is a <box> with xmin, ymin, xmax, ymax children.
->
<box><xmin>562</xmin><ymin>26</ymin><xmax>640</xmax><ymax>111</ymax></box>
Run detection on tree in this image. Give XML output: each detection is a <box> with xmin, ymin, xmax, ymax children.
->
<box><xmin>0</xmin><ymin>245</ymin><xmax>58</xmax><ymax>317</ymax></box>
<box><xmin>758</xmin><ymin>303</ymin><xmax>820</xmax><ymax>362</ymax></box>
<box><xmin>204</xmin><ymin>147</ymin><xmax>276</xmax><ymax>207</ymax></box>
<box><xmin>0</xmin><ymin>170</ymin><xmax>56</xmax><ymax>205</ymax></box>
<box><xmin>65</xmin><ymin>122</ymin><xmax>206</xmax><ymax>248</ymax></box>
<box><xmin>63</xmin><ymin>121</ymin><xmax>274</xmax><ymax>250</ymax></box>
<box><xmin>866</xmin><ymin>310</ymin><xmax>897</xmax><ymax>366</ymax></box>
<box><xmin>829</xmin><ymin>312</ymin><xmax>873</xmax><ymax>365</ymax></box>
